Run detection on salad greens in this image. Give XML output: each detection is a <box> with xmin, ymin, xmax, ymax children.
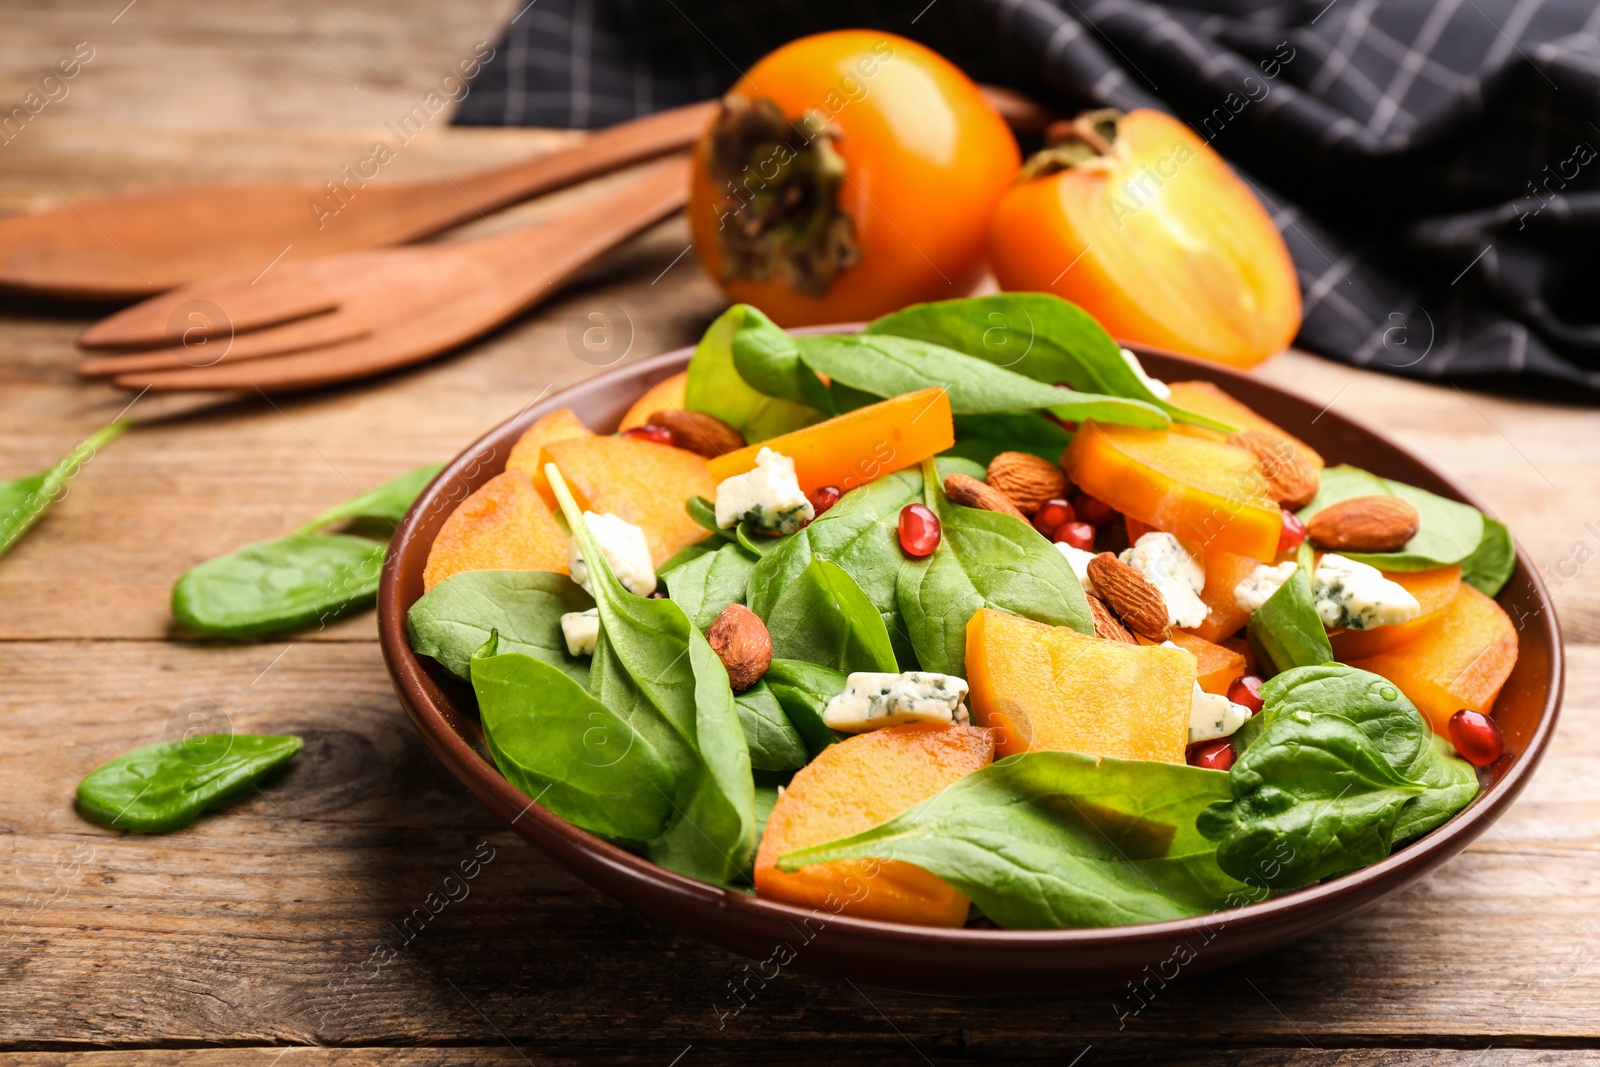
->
<box><xmin>1246</xmin><ymin>540</ymin><xmax>1333</xmax><ymax>678</ymax></box>
<box><xmin>0</xmin><ymin>421</ymin><xmax>129</xmax><ymax>562</ymax></box>
<box><xmin>1460</xmin><ymin>517</ymin><xmax>1515</xmax><ymax>597</ymax></box>
<box><xmin>753</xmin><ymin>558</ymin><xmax>899</xmax><ymax>675</ymax></box>
<box><xmin>173</xmin><ymin>465</ymin><xmax>442</xmax><ymax>638</ymax></box>
<box><xmin>684</xmin><ymin>305</ymin><xmax>822</xmax><ymax>443</ymax></box>
<box><xmin>1299</xmin><ymin>465</ymin><xmax>1486</xmax><ymax>575</ymax></box>
<box><xmin>762</xmin><ymin>659</ymin><xmax>848</xmax><ymax>757</ymax></box>
<box><xmin>76</xmin><ymin>733</ymin><xmax>303</xmax><ymax>833</ymax></box>
<box><xmin>733</xmin><ymin>682</ymin><xmax>809</xmax><ymax>772</ymax></box>
<box><xmin>662</xmin><ymin>543</ymin><xmax>755</xmax><ymax>631</ymax></box>
<box><xmin>1199</xmin><ymin>665</ymin><xmax>1479</xmax><ymax>889</ymax></box>
<box><xmin>778</xmin><ymin>752</ymin><xmax>1248</xmax><ymax>929</ymax></box>
<box><xmin>407</xmin><ymin>569</ymin><xmax>593</xmax><ymax>683</ymax></box>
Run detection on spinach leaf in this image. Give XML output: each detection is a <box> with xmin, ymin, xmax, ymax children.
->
<box><xmin>658</xmin><ymin>539</ymin><xmax>719</xmax><ymax>576</ymax></box>
<box><xmin>472</xmin><ymin>637</ymin><xmax>675</xmax><ymax>842</ymax></box>
<box><xmin>754</xmin><ymin>782</ymin><xmax>782</xmax><ymax>844</ymax></box>
<box><xmin>173</xmin><ymin>533</ymin><xmax>388</xmax><ymax>638</ymax></box>
<box><xmin>172</xmin><ymin>465</ymin><xmax>441</xmax><ymax>638</ymax></box>
<box><xmin>945</xmin><ymin>412</ymin><xmax>1073</xmax><ymax>466</ymax></box>
<box><xmin>897</xmin><ymin>458</ymin><xmax>1094</xmax><ymax>676</ymax></box>
<box><xmin>867</xmin><ymin>293</ymin><xmax>1233</xmax><ymax>432</ymax></box>
<box><xmin>1197</xmin><ymin>664</ymin><xmax>1479</xmax><ymax>889</ymax></box>
<box><xmin>662</xmin><ymin>543</ymin><xmax>754</xmax><ymax>631</ymax></box>
<box><xmin>550</xmin><ymin>465</ymin><xmax>756</xmax><ymax>883</ymax></box>
<box><xmin>736</xmin><ymin>522</ymin><xmax>788</xmax><ymax>557</ymax></box>
<box><xmin>76</xmin><ymin>733</ymin><xmax>303</xmax><ymax>833</ymax></box>
<box><xmin>795</xmin><ymin>333</ymin><xmax>1169</xmax><ymax>428</ymax></box>
<box><xmin>1246</xmin><ymin>541</ymin><xmax>1332</xmax><ymax>677</ymax></box>
<box><xmin>406</xmin><ymin>569</ymin><xmax>592</xmax><ymax>684</ymax></box>
<box><xmin>1299</xmin><ymin>466</ymin><xmax>1485</xmax><ymax>571</ymax></box>
<box><xmin>1</xmin><ymin>421</ymin><xmax>129</xmax><ymax>562</ymax></box>
<box><xmin>762</xmin><ymin>659</ymin><xmax>848</xmax><ymax>756</ymax></box>
<box><xmin>730</xmin><ymin>305</ymin><xmax>837</xmax><ymax>414</ymax></box>
<box><xmin>734</xmin><ymin>681</ymin><xmax>809</xmax><ymax>771</ymax></box>
<box><xmin>686</xmin><ymin>495</ymin><xmax>739</xmax><ymax>545</ymax></box>
<box><xmin>778</xmin><ymin>751</ymin><xmax>1249</xmax><ymax>929</ymax></box>
<box><xmin>685</xmin><ymin>305</ymin><xmax>822</xmax><ymax>442</ymax></box>
<box><xmin>753</xmin><ymin>558</ymin><xmax>898</xmax><ymax>674</ymax></box>
<box><xmin>1460</xmin><ymin>517</ymin><xmax>1515</xmax><ymax>597</ymax></box>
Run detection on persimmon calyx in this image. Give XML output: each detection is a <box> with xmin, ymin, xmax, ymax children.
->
<box><xmin>1018</xmin><ymin>108</ymin><xmax>1126</xmax><ymax>181</ymax></box>
<box><xmin>705</xmin><ymin>95</ymin><xmax>860</xmax><ymax>297</ymax></box>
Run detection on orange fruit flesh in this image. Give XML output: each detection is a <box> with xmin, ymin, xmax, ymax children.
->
<box><xmin>422</xmin><ymin>470</ymin><xmax>569</xmax><ymax>591</ymax></box>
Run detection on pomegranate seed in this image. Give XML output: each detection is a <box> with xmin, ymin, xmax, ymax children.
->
<box><xmin>898</xmin><ymin>503</ymin><xmax>942</xmax><ymax>557</ymax></box>
<box><xmin>1277</xmin><ymin>508</ymin><xmax>1308</xmax><ymax>554</ymax></box>
<box><xmin>1043</xmin><ymin>412</ymin><xmax>1079</xmax><ymax>432</ymax></box>
<box><xmin>809</xmin><ymin>485</ymin><xmax>842</xmax><ymax>516</ymax></box>
<box><xmin>1187</xmin><ymin>739</ymin><xmax>1236</xmax><ymax>771</ymax></box>
<box><xmin>1034</xmin><ymin>498</ymin><xmax>1075</xmax><ymax>536</ymax></box>
<box><xmin>621</xmin><ymin>424</ymin><xmax>673</xmax><ymax>445</ymax></box>
<box><xmin>1449</xmin><ymin>709</ymin><xmax>1505</xmax><ymax>766</ymax></box>
<box><xmin>1072</xmin><ymin>491</ymin><xmax>1118</xmax><ymax>528</ymax></box>
<box><xmin>1228</xmin><ymin>674</ymin><xmax>1265</xmax><ymax>715</ymax></box>
<box><xmin>648</xmin><ymin>590</ymin><xmax>668</xmax><ymax>599</ymax></box>
<box><xmin>1053</xmin><ymin>521</ymin><xmax>1096</xmax><ymax>551</ymax></box>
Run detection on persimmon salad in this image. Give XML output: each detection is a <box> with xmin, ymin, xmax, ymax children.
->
<box><xmin>407</xmin><ymin>293</ymin><xmax>1518</xmax><ymax>931</ymax></box>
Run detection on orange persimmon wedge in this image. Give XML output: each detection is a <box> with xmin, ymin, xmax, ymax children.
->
<box><xmin>1345</xmin><ymin>583</ymin><xmax>1517</xmax><ymax>735</ymax></box>
<box><xmin>1165</xmin><ymin>380</ymin><xmax>1324</xmax><ymax>469</ymax></box>
<box><xmin>966</xmin><ymin>608</ymin><xmax>1193</xmax><ymax>763</ymax></box>
<box><xmin>707</xmin><ymin>387</ymin><xmax>954</xmax><ymax>494</ymax></box>
<box><xmin>617</xmin><ymin>371</ymin><xmax>688</xmax><ymax>430</ymax></box>
<box><xmin>423</xmin><ymin>470</ymin><xmax>569</xmax><ymax>591</ymax></box>
<box><xmin>755</xmin><ymin>723</ymin><xmax>994</xmax><ymax>927</ymax></box>
<box><xmin>1164</xmin><ymin>630</ymin><xmax>1246</xmax><ymax>695</ymax></box>
<box><xmin>506</xmin><ymin>408</ymin><xmax>595</xmax><ymax>509</ymax></box>
<box><xmin>1063</xmin><ymin>421</ymin><xmax>1281</xmax><ymax>561</ymax></box>
<box><xmin>1328</xmin><ymin>566</ymin><xmax>1463</xmax><ymax>661</ymax></box>
<box><xmin>543</xmin><ymin>435</ymin><xmax>715</xmax><ymax>565</ymax></box>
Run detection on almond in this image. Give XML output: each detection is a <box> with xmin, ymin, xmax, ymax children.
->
<box><xmin>706</xmin><ymin>604</ymin><xmax>772</xmax><ymax>692</ymax></box>
<box><xmin>1087</xmin><ymin>595</ymin><xmax>1137</xmax><ymax>644</ymax></box>
<box><xmin>943</xmin><ymin>472</ymin><xmax>1026</xmax><ymax>520</ymax></box>
<box><xmin>650</xmin><ymin>409</ymin><xmax>745</xmax><ymax>458</ymax></box>
<box><xmin>1227</xmin><ymin>429</ymin><xmax>1319</xmax><ymax>510</ymax></box>
<box><xmin>985</xmin><ymin>452</ymin><xmax>1070</xmax><ymax>515</ymax></box>
<box><xmin>1086</xmin><ymin>552</ymin><xmax>1169</xmax><ymax>639</ymax></box>
<box><xmin>1306</xmin><ymin>495</ymin><xmax>1420</xmax><ymax>553</ymax></box>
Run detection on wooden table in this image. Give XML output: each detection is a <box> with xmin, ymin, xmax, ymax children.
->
<box><xmin>3</xmin><ymin>3</ymin><xmax>1598</xmax><ymax>1063</ymax></box>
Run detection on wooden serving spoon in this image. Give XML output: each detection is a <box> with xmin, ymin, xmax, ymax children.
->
<box><xmin>0</xmin><ymin>88</ymin><xmax>1049</xmax><ymax>301</ymax></box>
<box><xmin>77</xmin><ymin>158</ymin><xmax>690</xmax><ymax>393</ymax></box>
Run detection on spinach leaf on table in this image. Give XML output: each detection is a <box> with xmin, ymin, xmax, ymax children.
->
<box><xmin>1460</xmin><ymin>517</ymin><xmax>1515</xmax><ymax>597</ymax></box>
<box><xmin>778</xmin><ymin>751</ymin><xmax>1249</xmax><ymax>929</ymax></box>
<box><xmin>684</xmin><ymin>305</ymin><xmax>822</xmax><ymax>442</ymax></box>
<box><xmin>762</xmin><ymin>659</ymin><xmax>848</xmax><ymax>757</ymax></box>
<box><xmin>734</xmin><ymin>681</ymin><xmax>809</xmax><ymax>772</ymax></box>
<box><xmin>753</xmin><ymin>558</ymin><xmax>899</xmax><ymax>674</ymax></box>
<box><xmin>866</xmin><ymin>293</ymin><xmax>1234</xmax><ymax>432</ymax></box>
<box><xmin>0</xmin><ymin>421</ymin><xmax>129</xmax><ymax>562</ymax></box>
<box><xmin>1197</xmin><ymin>664</ymin><xmax>1479</xmax><ymax>890</ymax></box>
<box><xmin>1246</xmin><ymin>540</ymin><xmax>1332</xmax><ymax>677</ymax></box>
<box><xmin>472</xmin><ymin>636</ymin><xmax>675</xmax><ymax>842</ymax></box>
<box><xmin>1299</xmin><ymin>465</ymin><xmax>1486</xmax><ymax>571</ymax></box>
<box><xmin>406</xmin><ymin>569</ymin><xmax>592</xmax><ymax>684</ymax></box>
<box><xmin>550</xmin><ymin>465</ymin><xmax>756</xmax><ymax>883</ymax></box>
<box><xmin>172</xmin><ymin>465</ymin><xmax>442</xmax><ymax>638</ymax></box>
<box><xmin>662</xmin><ymin>543</ymin><xmax>755</xmax><ymax>631</ymax></box>
<box><xmin>896</xmin><ymin>458</ymin><xmax>1094</xmax><ymax>676</ymax></box>
<box><xmin>76</xmin><ymin>733</ymin><xmax>303</xmax><ymax>833</ymax></box>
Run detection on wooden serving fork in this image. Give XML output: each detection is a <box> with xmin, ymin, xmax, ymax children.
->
<box><xmin>76</xmin><ymin>158</ymin><xmax>689</xmax><ymax>393</ymax></box>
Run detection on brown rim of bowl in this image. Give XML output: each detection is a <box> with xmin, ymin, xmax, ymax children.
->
<box><xmin>378</xmin><ymin>334</ymin><xmax>1563</xmax><ymax>954</ymax></box>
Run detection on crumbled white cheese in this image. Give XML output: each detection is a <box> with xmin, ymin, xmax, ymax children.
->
<box><xmin>1234</xmin><ymin>561</ymin><xmax>1300</xmax><ymax>614</ymax></box>
<box><xmin>567</xmin><ymin>511</ymin><xmax>656</xmax><ymax>596</ymax></box>
<box><xmin>1121</xmin><ymin>348</ymin><xmax>1171</xmax><ymax>400</ymax></box>
<box><xmin>560</xmin><ymin>608</ymin><xmax>600</xmax><ymax>657</ymax></box>
<box><xmin>1312</xmin><ymin>554</ymin><xmax>1421</xmax><ymax>630</ymax></box>
<box><xmin>714</xmin><ymin>447</ymin><xmax>814</xmax><ymax>534</ymax></box>
<box><xmin>1189</xmin><ymin>682</ymin><xmax>1254</xmax><ymax>744</ymax></box>
<box><xmin>821</xmin><ymin>671</ymin><xmax>971</xmax><ymax>733</ymax></box>
<box><xmin>1056</xmin><ymin>542</ymin><xmax>1098</xmax><ymax>596</ymax></box>
<box><xmin>1120</xmin><ymin>532</ymin><xmax>1208</xmax><ymax>629</ymax></box>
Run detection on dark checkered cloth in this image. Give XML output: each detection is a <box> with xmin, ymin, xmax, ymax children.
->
<box><xmin>456</xmin><ymin>0</ymin><xmax>1600</xmax><ymax>389</ymax></box>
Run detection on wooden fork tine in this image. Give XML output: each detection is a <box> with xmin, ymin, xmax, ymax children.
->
<box><xmin>77</xmin><ymin>311</ymin><xmax>369</xmax><ymax>377</ymax></box>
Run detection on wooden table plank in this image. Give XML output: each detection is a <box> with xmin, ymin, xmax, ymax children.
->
<box><xmin>5</xmin><ymin>1053</ymin><xmax>1600</xmax><ymax>1066</ymax></box>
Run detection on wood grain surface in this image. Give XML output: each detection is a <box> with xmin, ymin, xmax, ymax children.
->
<box><xmin>3</xmin><ymin>2</ymin><xmax>1599</xmax><ymax>1063</ymax></box>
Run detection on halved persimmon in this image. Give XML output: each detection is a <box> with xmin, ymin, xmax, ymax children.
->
<box><xmin>990</xmin><ymin>109</ymin><xmax>1301</xmax><ymax>368</ymax></box>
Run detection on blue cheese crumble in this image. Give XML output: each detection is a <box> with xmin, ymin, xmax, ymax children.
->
<box><xmin>560</xmin><ymin>608</ymin><xmax>600</xmax><ymax>657</ymax></box>
<box><xmin>713</xmin><ymin>446</ymin><xmax>814</xmax><ymax>534</ymax></box>
<box><xmin>822</xmin><ymin>671</ymin><xmax>971</xmax><ymax>733</ymax></box>
<box><xmin>567</xmin><ymin>511</ymin><xmax>656</xmax><ymax>597</ymax></box>
<box><xmin>1189</xmin><ymin>683</ymin><xmax>1253</xmax><ymax>744</ymax></box>
<box><xmin>1233</xmin><ymin>561</ymin><xmax>1299</xmax><ymax>613</ymax></box>
<box><xmin>1312</xmin><ymin>554</ymin><xmax>1421</xmax><ymax>630</ymax></box>
<box><xmin>1056</xmin><ymin>542</ymin><xmax>1097</xmax><ymax>596</ymax></box>
<box><xmin>1120</xmin><ymin>532</ymin><xmax>1207</xmax><ymax>629</ymax></box>
<box><xmin>1121</xmin><ymin>348</ymin><xmax>1171</xmax><ymax>400</ymax></box>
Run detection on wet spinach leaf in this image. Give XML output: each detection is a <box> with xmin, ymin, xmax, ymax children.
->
<box><xmin>76</xmin><ymin>733</ymin><xmax>303</xmax><ymax>833</ymax></box>
<box><xmin>407</xmin><ymin>569</ymin><xmax>592</xmax><ymax>684</ymax></box>
<box><xmin>0</xmin><ymin>421</ymin><xmax>129</xmax><ymax>562</ymax></box>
